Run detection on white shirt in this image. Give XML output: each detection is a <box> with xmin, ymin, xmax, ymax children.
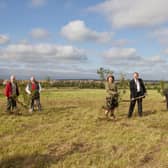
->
<box><xmin>135</xmin><ymin>79</ymin><xmax>140</xmax><ymax>92</ymax></box>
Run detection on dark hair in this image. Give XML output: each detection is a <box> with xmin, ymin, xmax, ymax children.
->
<box><xmin>107</xmin><ymin>75</ymin><xmax>115</xmax><ymax>82</ymax></box>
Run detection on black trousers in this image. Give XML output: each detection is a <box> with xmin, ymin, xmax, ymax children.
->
<box><xmin>6</xmin><ymin>97</ymin><xmax>17</xmax><ymax>112</ymax></box>
<box><xmin>128</xmin><ymin>92</ymin><xmax>143</xmax><ymax>117</ymax></box>
<box><xmin>165</xmin><ymin>94</ymin><xmax>168</xmax><ymax>110</ymax></box>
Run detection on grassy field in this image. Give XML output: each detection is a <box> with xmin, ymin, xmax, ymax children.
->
<box><xmin>0</xmin><ymin>88</ymin><xmax>168</xmax><ymax>168</ymax></box>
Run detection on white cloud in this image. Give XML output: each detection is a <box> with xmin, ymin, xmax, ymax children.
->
<box><xmin>103</xmin><ymin>47</ymin><xmax>138</xmax><ymax>60</ymax></box>
<box><xmin>0</xmin><ymin>34</ymin><xmax>10</xmax><ymax>44</ymax></box>
<box><xmin>89</xmin><ymin>0</ymin><xmax>168</xmax><ymax>28</ymax></box>
<box><xmin>61</xmin><ymin>20</ymin><xmax>113</xmax><ymax>43</ymax></box>
<box><xmin>0</xmin><ymin>43</ymin><xmax>87</xmax><ymax>62</ymax></box>
<box><xmin>30</xmin><ymin>28</ymin><xmax>50</xmax><ymax>39</ymax></box>
<box><xmin>31</xmin><ymin>0</ymin><xmax>47</xmax><ymax>7</ymax></box>
<box><xmin>152</xmin><ymin>28</ymin><xmax>168</xmax><ymax>53</ymax></box>
<box><xmin>0</xmin><ymin>66</ymin><xmax>96</xmax><ymax>80</ymax></box>
<box><xmin>153</xmin><ymin>28</ymin><xmax>168</xmax><ymax>37</ymax></box>
<box><xmin>135</xmin><ymin>56</ymin><xmax>166</xmax><ymax>67</ymax></box>
<box><xmin>152</xmin><ymin>28</ymin><xmax>168</xmax><ymax>44</ymax></box>
<box><xmin>0</xmin><ymin>43</ymin><xmax>89</xmax><ymax>79</ymax></box>
<box><xmin>163</xmin><ymin>48</ymin><xmax>168</xmax><ymax>55</ymax></box>
<box><xmin>102</xmin><ymin>48</ymin><xmax>167</xmax><ymax>76</ymax></box>
<box><xmin>146</xmin><ymin>56</ymin><xmax>165</xmax><ymax>64</ymax></box>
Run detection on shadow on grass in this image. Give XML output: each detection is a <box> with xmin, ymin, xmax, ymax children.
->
<box><xmin>38</xmin><ymin>106</ymin><xmax>78</xmax><ymax>115</ymax></box>
<box><xmin>43</xmin><ymin>105</ymin><xmax>78</xmax><ymax>111</ymax></box>
<box><xmin>96</xmin><ymin>116</ymin><xmax>122</xmax><ymax>122</ymax></box>
<box><xmin>0</xmin><ymin>142</ymin><xmax>90</xmax><ymax>168</ymax></box>
<box><xmin>0</xmin><ymin>153</ymin><xmax>56</xmax><ymax>168</ymax></box>
<box><xmin>161</xmin><ymin>109</ymin><xmax>168</xmax><ymax>112</ymax></box>
<box><xmin>143</xmin><ymin>110</ymin><xmax>157</xmax><ymax>117</ymax></box>
<box><xmin>2</xmin><ymin>106</ymin><xmax>79</xmax><ymax>117</ymax></box>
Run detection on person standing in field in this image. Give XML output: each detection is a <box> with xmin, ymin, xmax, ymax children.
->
<box><xmin>162</xmin><ymin>88</ymin><xmax>168</xmax><ymax>110</ymax></box>
<box><xmin>128</xmin><ymin>72</ymin><xmax>147</xmax><ymax>118</ymax></box>
<box><xmin>25</xmin><ymin>76</ymin><xmax>42</xmax><ymax>112</ymax></box>
<box><xmin>104</xmin><ymin>75</ymin><xmax>119</xmax><ymax>119</ymax></box>
<box><xmin>4</xmin><ymin>75</ymin><xmax>19</xmax><ymax>114</ymax></box>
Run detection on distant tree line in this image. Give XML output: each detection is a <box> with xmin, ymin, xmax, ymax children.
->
<box><xmin>43</xmin><ymin>80</ymin><xmax>105</xmax><ymax>89</ymax></box>
<box><xmin>0</xmin><ymin>68</ymin><xmax>168</xmax><ymax>92</ymax></box>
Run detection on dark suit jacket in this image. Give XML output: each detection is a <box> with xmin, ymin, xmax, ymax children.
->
<box><xmin>129</xmin><ymin>78</ymin><xmax>146</xmax><ymax>98</ymax></box>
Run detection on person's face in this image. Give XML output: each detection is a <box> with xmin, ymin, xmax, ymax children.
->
<box><xmin>10</xmin><ymin>76</ymin><xmax>15</xmax><ymax>83</ymax></box>
<box><xmin>30</xmin><ymin>77</ymin><xmax>35</xmax><ymax>83</ymax></box>
<box><xmin>108</xmin><ymin>77</ymin><xmax>113</xmax><ymax>83</ymax></box>
<box><xmin>133</xmin><ymin>73</ymin><xmax>139</xmax><ymax>79</ymax></box>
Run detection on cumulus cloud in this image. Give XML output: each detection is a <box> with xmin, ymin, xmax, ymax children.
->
<box><xmin>102</xmin><ymin>47</ymin><xmax>167</xmax><ymax>75</ymax></box>
<box><xmin>88</xmin><ymin>0</ymin><xmax>168</xmax><ymax>28</ymax></box>
<box><xmin>0</xmin><ymin>43</ymin><xmax>87</xmax><ymax>63</ymax></box>
<box><xmin>30</xmin><ymin>0</ymin><xmax>47</xmax><ymax>7</ymax></box>
<box><xmin>0</xmin><ymin>34</ymin><xmax>10</xmax><ymax>44</ymax></box>
<box><xmin>146</xmin><ymin>56</ymin><xmax>165</xmax><ymax>64</ymax></box>
<box><xmin>103</xmin><ymin>47</ymin><xmax>139</xmax><ymax>60</ymax></box>
<box><xmin>61</xmin><ymin>20</ymin><xmax>113</xmax><ymax>43</ymax></box>
<box><xmin>0</xmin><ymin>65</ymin><xmax>96</xmax><ymax>80</ymax></box>
<box><xmin>30</xmin><ymin>28</ymin><xmax>50</xmax><ymax>39</ymax></box>
<box><xmin>0</xmin><ymin>43</ymin><xmax>89</xmax><ymax>79</ymax></box>
<box><xmin>0</xmin><ymin>64</ymin><xmax>96</xmax><ymax>80</ymax></box>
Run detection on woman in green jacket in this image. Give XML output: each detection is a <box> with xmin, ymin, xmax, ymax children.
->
<box><xmin>105</xmin><ymin>75</ymin><xmax>119</xmax><ymax>119</ymax></box>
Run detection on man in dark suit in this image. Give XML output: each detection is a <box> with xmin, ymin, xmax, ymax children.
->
<box><xmin>128</xmin><ymin>72</ymin><xmax>147</xmax><ymax>118</ymax></box>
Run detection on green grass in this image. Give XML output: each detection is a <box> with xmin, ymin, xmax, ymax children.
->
<box><xmin>0</xmin><ymin>89</ymin><xmax>168</xmax><ymax>168</ymax></box>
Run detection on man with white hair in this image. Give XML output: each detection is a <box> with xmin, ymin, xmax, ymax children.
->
<box><xmin>5</xmin><ymin>75</ymin><xmax>19</xmax><ymax>113</ymax></box>
<box><xmin>25</xmin><ymin>76</ymin><xmax>42</xmax><ymax>112</ymax></box>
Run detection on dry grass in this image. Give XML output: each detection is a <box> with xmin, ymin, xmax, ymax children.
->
<box><xmin>0</xmin><ymin>89</ymin><xmax>168</xmax><ymax>168</ymax></box>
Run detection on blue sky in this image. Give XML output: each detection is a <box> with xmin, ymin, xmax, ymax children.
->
<box><xmin>1</xmin><ymin>0</ymin><xmax>168</xmax><ymax>80</ymax></box>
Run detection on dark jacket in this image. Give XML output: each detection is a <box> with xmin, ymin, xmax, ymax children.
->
<box><xmin>28</xmin><ymin>81</ymin><xmax>40</xmax><ymax>92</ymax></box>
<box><xmin>129</xmin><ymin>78</ymin><xmax>146</xmax><ymax>98</ymax></box>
